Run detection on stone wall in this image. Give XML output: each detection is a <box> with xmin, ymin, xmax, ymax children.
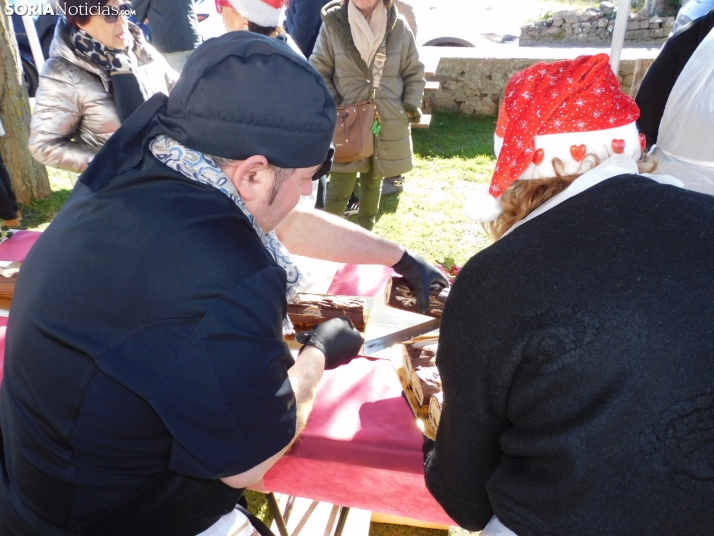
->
<box><xmin>519</xmin><ymin>2</ymin><xmax>674</xmax><ymax>46</ymax></box>
<box><xmin>430</xmin><ymin>56</ymin><xmax>642</xmax><ymax>116</ymax></box>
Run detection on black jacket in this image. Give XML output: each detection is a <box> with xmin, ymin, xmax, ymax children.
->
<box><xmin>425</xmin><ymin>174</ymin><xmax>714</xmax><ymax>535</ymax></box>
<box><xmin>636</xmin><ymin>8</ymin><xmax>714</xmax><ymax>147</ymax></box>
<box><xmin>131</xmin><ymin>0</ymin><xmax>202</xmax><ymax>53</ymax></box>
<box><xmin>285</xmin><ymin>0</ymin><xmax>331</xmax><ymax>57</ymax></box>
<box><xmin>0</xmin><ymin>96</ymin><xmax>296</xmax><ymax>535</ymax></box>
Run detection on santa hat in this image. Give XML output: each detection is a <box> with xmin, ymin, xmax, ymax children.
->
<box><xmin>227</xmin><ymin>0</ymin><xmax>286</xmax><ymax>28</ymax></box>
<box><xmin>465</xmin><ymin>54</ymin><xmax>645</xmax><ymax>223</ymax></box>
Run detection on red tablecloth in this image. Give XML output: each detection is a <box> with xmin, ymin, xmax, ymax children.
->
<box><xmin>0</xmin><ymin>231</ymin><xmax>41</xmax><ymax>263</ymax></box>
<box><xmin>264</xmin><ymin>263</ymin><xmax>454</xmax><ymax>526</ymax></box>
<box><xmin>0</xmin><ymin>231</ymin><xmax>42</xmax><ymax>385</ymax></box>
<box><xmin>326</xmin><ymin>263</ymin><xmax>394</xmax><ymax>297</ymax></box>
<box><xmin>0</xmin><ymin>317</ymin><xmax>8</xmax><ymax>382</ymax></box>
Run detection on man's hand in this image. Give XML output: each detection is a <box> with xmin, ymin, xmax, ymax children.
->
<box><xmin>297</xmin><ymin>318</ymin><xmax>364</xmax><ymax>370</ymax></box>
<box><xmin>392</xmin><ymin>249</ymin><xmax>449</xmax><ymax>314</ymax></box>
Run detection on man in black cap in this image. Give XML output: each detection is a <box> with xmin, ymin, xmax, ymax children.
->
<box><xmin>0</xmin><ymin>32</ymin><xmax>446</xmax><ymax>536</ymax></box>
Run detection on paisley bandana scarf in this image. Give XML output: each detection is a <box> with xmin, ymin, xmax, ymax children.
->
<box><xmin>150</xmin><ymin>135</ymin><xmax>305</xmax><ymax>334</ymax></box>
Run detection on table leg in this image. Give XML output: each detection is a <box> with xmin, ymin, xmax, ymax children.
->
<box><xmin>333</xmin><ymin>506</ymin><xmax>351</xmax><ymax>536</ymax></box>
<box><xmin>266</xmin><ymin>492</ymin><xmax>290</xmax><ymax>536</ymax></box>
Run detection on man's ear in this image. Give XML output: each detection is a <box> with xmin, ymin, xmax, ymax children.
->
<box><xmin>228</xmin><ymin>155</ymin><xmax>269</xmax><ymax>201</ymax></box>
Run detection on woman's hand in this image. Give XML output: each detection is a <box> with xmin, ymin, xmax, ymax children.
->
<box><xmin>403</xmin><ymin>102</ymin><xmax>422</xmax><ymax>124</ymax></box>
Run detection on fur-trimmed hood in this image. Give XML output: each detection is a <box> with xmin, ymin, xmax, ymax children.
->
<box><xmin>320</xmin><ymin>0</ymin><xmax>398</xmax><ymax>77</ymax></box>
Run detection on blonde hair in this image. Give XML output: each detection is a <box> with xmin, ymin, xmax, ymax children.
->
<box><xmin>483</xmin><ymin>154</ymin><xmax>658</xmax><ymax>241</ymax></box>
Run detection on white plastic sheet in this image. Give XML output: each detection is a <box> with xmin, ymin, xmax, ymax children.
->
<box><xmin>650</xmin><ymin>146</ymin><xmax>714</xmax><ymax>195</ymax></box>
<box><xmin>651</xmin><ymin>26</ymin><xmax>714</xmax><ymax>195</ymax></box>
<box><xmin>609</xmin><ymin>0</ymin><xmax>631</xmax><ymax>74</ymax></box>
<box><xmin>196</xmin><ymin>508</ymin><xmax>256</xmax><ymax>536</ymax></box>
<box><xmin>21</xmin><ymin>15</ymin><xmax>45</xmax><ymax>72</ymax></box>
<box><xmin>657</xmin><ymin>27</ymin><xmax>714</xmax><ymax>163</ymax></box>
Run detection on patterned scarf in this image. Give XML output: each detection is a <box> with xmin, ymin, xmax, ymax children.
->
<box><xmin>347</xmin><ymin>0</ymin><xmax>387</xmax><ymax>66</ymax></box>
<box><xmin>150</xmin><ymin>135</ymin><xmax>305</xmax><ymax>334</ymax></box>
<box><xmin>71</xmin><ymin>25</ymin><xmax>137</xmax><ymax>74</ymax></box>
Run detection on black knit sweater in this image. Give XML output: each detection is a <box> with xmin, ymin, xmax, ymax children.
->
<box><xmin>424</xmin><ymin>174</ymin><xmax>714</xmax><ymax>535</ymax></box>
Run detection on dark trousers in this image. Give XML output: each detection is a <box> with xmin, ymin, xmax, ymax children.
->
<box><xmin>325</xmin><ymin>169</ymin><xmax>382</xmax><ymax>230</ymax></box>
<box><xmin>0</xmin><ymin>153</ymin><xmax>19</xmax><ymax>221</ymax></box>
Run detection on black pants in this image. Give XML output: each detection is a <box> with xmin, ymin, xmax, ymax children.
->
<box><xmin>0</xmin><ymin>153</ymin><xmax>18</xmax><ymax>221</ymax></box>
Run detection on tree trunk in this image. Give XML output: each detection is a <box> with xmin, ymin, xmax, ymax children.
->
<box><xmin>0</xmin><ymin>2</ymin><xmax>51</xmax><ymax>205</ymax></box>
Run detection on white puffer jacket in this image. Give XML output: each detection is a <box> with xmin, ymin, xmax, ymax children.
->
<box><xmin>29</xmin><ymin>19</ymin><xmax>176</xmax><ymax>173</ymax></box>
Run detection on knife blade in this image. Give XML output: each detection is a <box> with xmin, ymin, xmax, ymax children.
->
<box><xmin>361</xmin><ymin>317</ymin><xmax>441</xmax><ymax>356</ymax></box>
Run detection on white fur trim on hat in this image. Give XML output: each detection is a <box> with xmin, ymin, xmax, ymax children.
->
<box><xmin>464</xmin><ymin>183</ymin><xmax>503</xmax><ymax>222</ymax></box>
<box><xmin>495</xmin><ymin>122</ymin><xmax>642</xmax><ymax>182</ymax></box>
<box><xmin>228</xmin><ymin>0</ymin><xmax>283</xmax><ymax>27</ymax></box>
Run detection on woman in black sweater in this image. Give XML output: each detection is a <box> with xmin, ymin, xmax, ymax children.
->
<box><xmin>424</xmin><ymin>55</ymin><xmax>714</xmax><ymax>536</ymax></box>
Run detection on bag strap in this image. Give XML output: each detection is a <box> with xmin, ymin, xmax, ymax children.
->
<box><xmin>370</xmin><ymin>33</ymin><xmax>389</xmax><ymax>94</ymax></box>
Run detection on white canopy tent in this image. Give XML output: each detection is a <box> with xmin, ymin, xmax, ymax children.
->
<box><xmin>609</xmin><ymin>0</ymin><xmax>632</xmax><ymax>75</ymax></box>
<box><xmin>21</xmin><ymin>15</ymin><xmax>45</xmax><ymax>72</ymax></box>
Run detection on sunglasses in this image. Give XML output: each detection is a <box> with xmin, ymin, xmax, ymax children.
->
<box><xmin>102</xmin><ymin>3</ymin><xmax>132</xmax><ymax>24</ymax></box>
<box><xmin>215</xmin><ymin>0</ymin><xmax>233</xmax><ymax>14</ymax></box>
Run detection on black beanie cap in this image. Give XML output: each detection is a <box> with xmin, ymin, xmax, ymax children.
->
<box><xmin>156</xmin><ymin>32</ymin><xmax>337</xmax><ymax>169</ymax></box>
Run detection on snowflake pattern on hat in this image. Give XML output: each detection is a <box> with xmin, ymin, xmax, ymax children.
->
<box><xmin>491</xmin><ymin>54</ymin><xmax>640</xmax><ymax>198</ymax></box>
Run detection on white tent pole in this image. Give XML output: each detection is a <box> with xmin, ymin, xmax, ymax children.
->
<box><xmin>609</xmin><ymin>0</ymin><xmax>630</xmax><ymax>75</ymax></box>
<box><xmin>21</xmin><ymin>15</ymin><xmax>45</xmax><ymax>72</ymax></box>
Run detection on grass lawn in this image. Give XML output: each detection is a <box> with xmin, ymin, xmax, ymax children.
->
<box><xmin>370</xmin><ymin>112</ymin><xmax>496</xmax><ymax>267</ymax></box>
<box><xmin>19</xmin><ymin>112</ymin><xmax>497</xmax><ymax>535</ymax></box>
<box><xmin>18</xmin><ymin>168</ymin><xmax>75</xmax><ymax>231</ymax></box>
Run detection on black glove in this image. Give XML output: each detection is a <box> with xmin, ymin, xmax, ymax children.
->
<box><xmin>296</xmin><ymin>317</ymin><xmax>364</xmax><ymax>370</ymax></box>
<box><xmin>392</xmin><ymin>249</ymin><xmax>449</xmax><ymax>314</ymax></box>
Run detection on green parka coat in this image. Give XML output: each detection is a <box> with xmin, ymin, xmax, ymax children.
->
<box><xmin>309</xmin><ymin>0</ymin><xmax>425</xmax><ymax>177</ymax></box>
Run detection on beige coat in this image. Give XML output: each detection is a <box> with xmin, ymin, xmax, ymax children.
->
<box><xmin>29</xmin><ymin>20</ymin><xmax>175</xmax><ymax>173</ymax></box>
<box><xmin>310</xmin><ymin>0</ymin><xmax>425</xmax><ymax>177</ymax></box>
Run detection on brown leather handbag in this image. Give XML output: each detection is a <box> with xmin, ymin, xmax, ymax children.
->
<box><xmin>333</xmin><ymin>99</ymin><xmax>376</xmax><ymax>163</ymax></box>
<box><xmin>332</xmin><ymin>37</ymin><xmax>388</xmax><ymax>164</ymax></box>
